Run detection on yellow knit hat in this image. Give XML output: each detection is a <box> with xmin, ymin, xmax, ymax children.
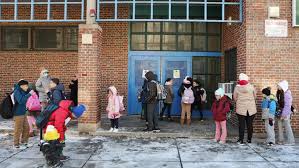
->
<box><xmin>44</xmin><ymin>125</ymin><xmax>60</xmax><ymax>141</ymax></box>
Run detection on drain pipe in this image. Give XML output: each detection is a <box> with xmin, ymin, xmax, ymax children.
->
<box><xmin>86</xmin><ymin>0</ymin><xmax>96</xmax><ymax>24</ymax></box>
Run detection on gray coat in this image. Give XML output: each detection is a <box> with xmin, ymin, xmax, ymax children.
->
<box><xmin>36</xmin><ymin>76</ymin><xmax>51</xmax><ymax>102</ymax></box>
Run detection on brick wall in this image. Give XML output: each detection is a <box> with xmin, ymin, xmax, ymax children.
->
<box><xmin>224</xmin><ymin>0</ymin><xmax>299</xmax><ymax>133</ymax></box>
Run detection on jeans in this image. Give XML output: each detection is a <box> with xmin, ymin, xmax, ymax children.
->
<box><xmin>237</xmin><ymin>112</ymin><xmax>255</xmax><ymax>141</ymax></box>
<box><xmin>160</xmin><ymin>103</ymin><xmax>172</xmax><ymax>118</ymax></box>
<box><xmin>277</xmin><ymin>115</ymin><xmax>295</xmax><ymax>144</ymax></box>
<box><xmin>215</xmin><ymin>120</ymin><xmax>227</xmax><ymax>142</ymax></box>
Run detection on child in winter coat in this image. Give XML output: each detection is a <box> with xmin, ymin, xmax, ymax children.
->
<box><xmin>106</xmin><ymin>86</ymin><xmax>121</xmax><ymax>133</ymax></box>
<box><xmin>211</xmin><ymin>88</ymin><xmax>230</xmax><ymax>144</ymax></box>
<box><xmin>261</xmin><ymin>87</ymin><xmax>276</xmax><ymax>146</ymax></box>
<box><xmin>48</xmin><ymin>78</ymin><xmax>66</xmax><ymax>105</ymax></box>
<box><xmin>160</xmin><ymin>78</ymin><xmax>174</xmax><ymax>121</ymax></box>
<box><xmin>178</xmin><ymin>76</ymin><xmax>195</xmax><ymax>126</ymax></box>
<box><xmin>44</xmin><ymin>100</ymin><xmax>86</xmax><ymax>161</ymax></box>
<box><xmin>13</xmin><ymin>80</ymin><xmax>35</xmax><ymax>149</ymax></box>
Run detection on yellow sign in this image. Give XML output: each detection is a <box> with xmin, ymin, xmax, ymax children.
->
<box><xmin>173</xmin><ymin>70</ymin><xmax>180</xmax><ymax>79</ymax></box>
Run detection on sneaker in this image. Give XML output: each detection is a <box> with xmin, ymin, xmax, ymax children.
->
<box><xmin>113</xmin><ymin>128</ymin><xmax>119</xmax><ymax>133</ymax></box>
<box><xmin>108</xmin><ymin>128</ymin><xmax>114</xmax><ymax>132</ymax></box>
<box><xmin>143</xmin><ymin>128</ymin><xmax>153</xmax><ymax>132</ymax></box>
<box><xmin>60</xmin><ymin>155</ymin><xmax>70</xmax><ymax>162</ymax></box>
<box><xmin>52</xmin><ymin>161</ymin><xmax>63</xmax><ymax>168</ymax></box>
<box><xmin>219</xmin><ymin>141</ymin><xmax>226</xmax><ymax>144</ymax></box>
<box><xmin>212</xmin><ymin>139</ymin><xmax>218</xmax><ymax>143</ymax></box>
<box><xmin>13</xmin><ymin>145</ymin><xmax>20</xmax><ymax>149</ymax></box>
<box><xmin>153</xmin><ymin>128</ymin><xmax>160</xmax><ymax>133</ymax></box>
<box><xmin>267</xmin><ymin>142</ymin><xmax>275</xmax><ymax>146</ymax></box>
<box><xmin>237</xmin><ymin>139</ymin><xmax>244</xmax><ymax>145</ymax></box>
<box><xmin>247</xmin><ymin>140</ymin><xmax>252</xmax><ymax>144</ymax></box>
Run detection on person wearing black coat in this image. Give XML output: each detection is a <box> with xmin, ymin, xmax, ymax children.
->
<box><xmin>192</xmin><ymin>80</ymin><xmax>205</xmax><ymax>121</ymax></box>
<box><xmin>69</xmin><ymin>75</ymin><xmax>78</xmax><ymax>106</ymax></box>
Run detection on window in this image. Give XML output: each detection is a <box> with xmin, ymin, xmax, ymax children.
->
<box><xmin>2</xmin><ymin>28</ymin><xmax>29</xmax><ymax>50</ymax></box>
<box><xmin>34</xmin><ymin>28</ymin><xmax>63</xmax><ymax>50</ymax></box>
<box><xmin>225</xmin><ymin>48</ymin><xmax>237</xmax><ymax>82</ymax></box>
<box><xmin>130</xmin><ymin>22</ymin><xmax>222</xmax><ymax>51</ymax></box>
<box><xmin>1</xmin><ymin>27</ymin><xmax>78</xmax><ymax>51</ymax></box>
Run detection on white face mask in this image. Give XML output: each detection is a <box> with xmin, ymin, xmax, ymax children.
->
<box><xmin>43</xmin><ymin>73</ymin><xmax>49</xmax><ymax>77</ymax></box>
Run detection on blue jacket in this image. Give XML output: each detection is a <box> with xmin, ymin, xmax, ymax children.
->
<box><xmin>13</xmin><ymin>85</ymin><xmax>31</xmax><ymax>116</ymax></box>
<box><xmin>48</xmin><ymin>84</ymin><xmax>65</xmax><ymax>105</ymax></box>
<box><xmin>261</xmin><ymin>95</ymin><xmax>276</xmax><ymax>116</ymax></box>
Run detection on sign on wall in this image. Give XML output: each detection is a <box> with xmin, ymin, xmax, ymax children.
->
<box><xmin>293</xmin><ymin>0</ymin><xmax>299</xmax><ymax>26</ymax></box>
<box><xmin>265</xmin><ymin>20</ymin><xmax>288</xmax><ymax>37</ymax></box>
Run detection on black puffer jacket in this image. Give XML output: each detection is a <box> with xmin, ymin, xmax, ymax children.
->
<box><xmin>144</xmin><ymin>71</ymin><xmax>157</xmax><ymax>104</ymax></box>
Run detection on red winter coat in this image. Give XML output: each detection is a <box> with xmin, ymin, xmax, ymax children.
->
<box><xmin>211</xmin><ymin>96</ymin><xmax>231</xmax><ymax>121</ymax></box>
<box><xmin>45</xmin><ymin>100</ymin><xmax>73</xmax><ymax>142</ymax></box>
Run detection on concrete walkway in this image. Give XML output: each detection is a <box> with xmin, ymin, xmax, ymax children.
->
<box><xmin>0</xmin><ymin>133</ymin><xmax>299</xmax><ymax>168</ymax></box>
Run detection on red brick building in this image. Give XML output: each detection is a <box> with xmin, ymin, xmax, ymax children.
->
<box><xmin>0</xmin><ymin>0</ymin><xmax>298</xmax><ymax>133</ymax></box>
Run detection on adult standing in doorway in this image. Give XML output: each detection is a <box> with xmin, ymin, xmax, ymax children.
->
<box><xmin>276</xmin><ymin>80</ymin><xmax>295</xmax><ymax>145</ymax></box>
<box><xmin>69</xmin><ymin>74</ymin><xmax>78</xmax><ymax>106</ymax></box>
<box><xmin>36</xmin><ymin>68</ymin><xmax>51</xmax><ymax>111</ymax></box>
<box><xmin>143</xmin><ymin>71</ymin><xmax>160</xmax><ymax>132</ymax></box>
<box><xmin>233</xmin><ymin>73</ymin><xmax>257</xmax><ymax>145</ymax></box>
<box><xmin>192</xmin><ymin>80</ymin><xmax>207</xmax><ymax>121</ymax></box>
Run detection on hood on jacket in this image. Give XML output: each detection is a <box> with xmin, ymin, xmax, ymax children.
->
<box><xmin>236</xmin><ymin>84</ymin><xmax>252</xmax><ymax>93</ymax></box>
<box><xmin>53</xmin><ymin>83</ymin><xmax>65</xmax><ymax>91</ymax></box>
<box><xmin>108</xmin><ymin>86</ymin><xmax>118</xmax><ymax>95</ymax></box>
<box><xmin>58</xmin><ymin>100</ymin><xmax>74</xmax><ymax>111</ymax></box>
<box><xmin>278</xmin><ymin>80</ymin><xmax>289</xmax><ymax>92</ymax></box>
<box><xmin>145</xmin><ymin>71</ymin><xmax>155</xmax><ymax>81</ymax></box>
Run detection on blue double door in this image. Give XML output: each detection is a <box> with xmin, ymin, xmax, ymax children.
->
<box><xmin>128</xmin><ymin>55</ymin><xmax>192</xmax><ymax>116</ymax></box>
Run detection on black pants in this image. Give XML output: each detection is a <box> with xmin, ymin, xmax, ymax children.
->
<box><xmin>147</xmin><ymin>103</ymin><xmax>158</xmax><ymax>130</ymax></box>
<box><xmin>41</xmin><ymin>140</ymin><xmax>63</xmax><ymax>167</ymax></box>
<box><xmin>192</xmin><ymin>104</ymin><xmax>203</xmax><ymax>120</ymax></box>
<box><xmin>142</xmin><ymin>103</ymin><xmax>148</xmax><ymax>122</ymax></box>
<box><xmin>237</xmin><ymin>112</ymin><xmax>255</xmax><ymax>141</ymax></box>
<box><xmin>110</xmin><ymin>119</ymin><xmax>119</xmax><ymax>129</ymax></box>
<box><xmin>160</xmin><ymin>103</ymin><xmax>172</xmax><ymax>118</ymax></box>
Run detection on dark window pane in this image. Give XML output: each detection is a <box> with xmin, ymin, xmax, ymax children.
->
<box><xmin>65</xmin><ymin>28</ymin><xmax>78</xmax><ymax>50</ymax></box>
<box><xmin>3</xmin><ymin>28</ymin><xmax>29</xmax><ymax>49</ymax></box>
<box><xmin>154</xmin><ymin>4</ymin><xmax>168</xmax><ymax>19</ymax></box>
<box><xmin>135</xmin><ymin>4</ymin><xmax>151</xmax><ymax>19</ymax></box>
<box><xmin>193</xmin><ymin>35</ymin><xmax>206</xmax><ymax>51</ymax></box>
<box><xmin>132</xmin><ymin>22</ymin><xmax>145</xmax><ymax>32</ymax></box>
<box><xmin>178</xmin><ymin>23</ymin><xmax>191</xmax><ymax>33</ymax></box>
<box><xmin>171</xmin><ymin>4</ymin><xmax>186</xmax><ymax>19</ymax></box>
<box><xmin>147</xmin><ymin>22</ymin><xmax>161</xmax><ymax>33</ymax></box>
<box><xmin>163</xmin><ymin>22</ymin><xmax>176</xmax><ymax>32</ymax></box>
<box><xmin>208</xmin><ymin>36</ymin><xmax>221</xmax><ymax>51</ymax></box>
<box><xmin>194</xmin><ymin>23</ymin><xmax>206</xmax><ymax>33</ymax></box>
<box><xmin>162</xmin><ymin>35</ymin><xmax>176</xmax><ymax>50</ymax></box>
<box><xmin>131</xmin><ymin>34</ymin><xmax>145</xmax><ymax>50</ymax></box>
<box><xmin>34</xmin><ymin>28</ymin><xmax>63</xmax><ymax>49</ymax></box>
<box><xmin>147</xmin><ymin>35</ymin><xmax>160</xmax><ymax>50</ymax></box>
<box><xmin>178</xmin><ymin>35</ymin><xmax>191</xmax><ymax>50</ymax></box>
<box><xmin>207</xmin><ymin>23</ymin><xmax>221</xmax><ymax>34</ymax></box>
<box><xmin>207</xmin><ymin>5</ymin><xmax>222</xmax><ymax>20</ymax></box>
<box><xmin>189</xmin><ymin>5</ymin><xmax>204</xmax><ymax>20</ymax></box>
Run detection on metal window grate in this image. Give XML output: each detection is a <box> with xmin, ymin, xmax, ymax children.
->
<box><xmin>97</xmin><ymin>0</ymin><xmax>242</xmax><ymax>22</ymax></box>
<box><xmin>0</xmin><ymin>0</ymin><xmax>85</xmax><ymax>22</ymax></box>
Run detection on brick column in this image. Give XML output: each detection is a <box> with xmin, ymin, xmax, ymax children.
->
<box><xmin>78</xmin><ymin>24</ymin><xmax>102</xmax><ymax>133</ymax></box>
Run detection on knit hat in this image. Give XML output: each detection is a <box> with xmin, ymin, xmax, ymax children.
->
<box><xmin>278</xmin><ymin>80</ymin><xmax>289</xmax><ymax>92</ymax></box>
<box><xmin>44</xmin><ymin>125</ymin><xmax>60</xmax><ymax>141</ymax></box>
<box><xmin>215</xmin><ymin>88</ymin><xmax>225</xmax><ymax>97</ymax></box>
<box><xmin>18</xmin><ymin>79</ymin><xmax>29</xmax><ymax>86</ymax></box>
<box><xmin>262</xmin><ymin>87</ymin><xmax>271</xmax><ymax>96</ymax></box>
<box><xmin>71</xmin><ymin>104</ymin><xmax>87</xmax><ymax>118</ymax></box>
<box><xmin>239</xmin><ymin>73</ymin><xmax>249</xmax><ymax>81</ymax></box>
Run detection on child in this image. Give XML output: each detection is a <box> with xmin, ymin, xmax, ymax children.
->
<box><xmin>192</xmin><ymin>80</ymin><xmax>207</xmax><ymax>121</ymax></box>
<box><xmin>160</xmin><ymin>78</ymin><xmax>174</xmax><ymax>121</ymax></box>
<box><xmin>211</xmin><ymin>88</ymin><xmax>230</xmax><ymax>144</ymax></box>
<box><xmin>44</xmin><ymin>100</ymin><xmax>86</xmax><ymax>161</ymax></box>
<box><xmin>106</xmin><ymin>86</ymin><xmax>121</xmax><ymax>133</ymax></box>
<box><xmin>48</xmin><ymin>78</ymin><xmax>66</xmax><ymax>105</ymax></box>
<box><xmin>178</xmin><ymin>76</ymin><xmax>194</xmax><ymax>126</ymax></box>
<box><xmin>13</xmin><ymin>80</ymin><xmax>35</xmax><ymax>149</ymax></box>
<box><xmin>261</xmin><ymin>87</ymin><xmax>276</xmax><ymax>146</ymax></box>
<box><xmin>41</xmin><ymin>125</ymin><xmax>64</xmax><ymax>167</ymax></box>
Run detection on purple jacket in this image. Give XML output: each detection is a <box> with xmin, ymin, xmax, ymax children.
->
<box><xmin>282</xmin><ymin>90</ymin><xmax>293</xmax><ymax>117</ymax></box>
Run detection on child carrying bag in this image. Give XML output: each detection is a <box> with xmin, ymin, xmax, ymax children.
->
<box><xmin>26</xmin><ymin>91</ymin><xmax>41</xmax><ymax>112</ymax></box>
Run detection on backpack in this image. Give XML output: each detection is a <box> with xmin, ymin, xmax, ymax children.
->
<box><xmin>151</xmin><ymin>81</ymin><xmax>167</xmax><ymax>100</ymax></box>
<box><xmin>118</xmin><ymin>96</ymin><xmax>125</xmax><ymax>112</ymax></box>
<box><xmin>0</xmin><ymin>93</ymin><xmax>14</xmax><ymax>119</ymax></box>
<box><xmin>223</xmin><ymin>96</ymin><xmax>234</xmax><ymax>119</ymax></box>
<box><xmin>35</xmin><ymin>104</ymin><xmax>59</xmax><ymax>129</ymax></box>
<box><xmin>182</xmin><ymin>87</ymin><xmax>195</xmax><ymax>104</ymax></box>
<box><xmin>26</xmin><ymin>91</ymin><xmax>41</xmax><ymax>112</ymax></box>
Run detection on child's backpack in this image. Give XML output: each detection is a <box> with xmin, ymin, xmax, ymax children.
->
<box><xmin>150</xmin><ymin>81</ymin><xmax>167</xmax><ymax>100</ymax></box>
<box><xmin>0</xmin><ymin>93</ymin><xmax>14</xmax><ymax>119</ymax></box>
<box><xmin>26</xmin><ymin>91</ymin><xmax>42</xmax><ymax>112</ymax></box>
<box><xmin>118</xmin><ymin>96</ymin><xmax>125</xmax><ymax>112</ymax></box>
<box><xmin>224</xmin><ymin>96</ymin><xmax>234</xmax><ymax>119</ymax></box>
<box><xmin>182</xmin><ymin>87</ymin><xmax>195</xmax><ymax>104</ymax></box>
<box><xmin>36</xmin><ymin>104</ymin><xmax>59</xmax><ymax>129</ymax></box>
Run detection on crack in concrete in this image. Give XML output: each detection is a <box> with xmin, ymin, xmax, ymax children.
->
<box><xmin>175</xmin><ymin>138</ymin><xmax>184</xmax><ymax>168</ymax></box>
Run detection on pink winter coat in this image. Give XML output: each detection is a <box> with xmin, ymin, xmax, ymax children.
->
<box><xmin>106</xmin><ymin>86</ymin><xmax>121</xmax><ymax>119</ymax></box>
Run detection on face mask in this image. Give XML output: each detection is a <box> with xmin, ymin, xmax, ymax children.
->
<box><xmin>43</xmin><ymin>73</ymin><xmax>49</xmax><ymax>77</ymax></box>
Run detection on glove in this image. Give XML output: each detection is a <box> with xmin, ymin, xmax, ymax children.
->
<box><xmin>269</xmin><ymin>118</ymin><xmax>273</xmax><ymax>126</ymax></box>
